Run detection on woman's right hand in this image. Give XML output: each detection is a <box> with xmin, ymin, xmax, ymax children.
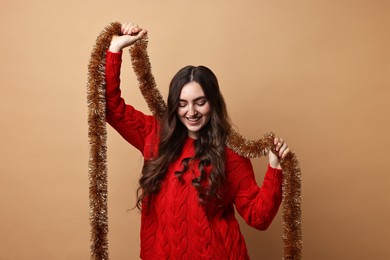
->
<box><xmin>109</xmin><ymin>22</ymin><xmax>147</xmax><ymax>53</ymax></box>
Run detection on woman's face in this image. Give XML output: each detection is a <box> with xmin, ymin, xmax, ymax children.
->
<box><xmin>177</xmin><ymin>81</ymin><xmax>211</xmax><ymax>139</ymax></box>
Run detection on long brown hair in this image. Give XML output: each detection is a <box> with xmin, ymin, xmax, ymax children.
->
<box><xmin>136</xmin><ymin>65</ymin><xmax>230</xmax><ymax>209</ymax></box>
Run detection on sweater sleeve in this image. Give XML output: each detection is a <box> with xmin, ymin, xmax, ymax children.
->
<box><xmin>227</xmin><ymin>153</ymin><xmax>283</xmax><ymax>231</ymax></box>
<box><xmin>105</xmin><ymin>51</ymin><xmax>158</xmax><ymax>153</ymax></box>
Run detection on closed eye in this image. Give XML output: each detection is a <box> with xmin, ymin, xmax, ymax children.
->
<box><xmin>178</xmin><ymin>97</ymin><xmax>208</xmax><ymax>108</ymax></box>
<box><xmin>178</xmin><ymin>101</ymin><xmax>187</xmax><ymax>107</ymax></box>
<box><xmin>193</xmin><ymin>96</ymin><xmax>208</xmax><ymax>105</ymax></box>
<box><xmin>196</xmin><ymin>99</ymin><xmax>207</xmax><ymax>106</ymax></box>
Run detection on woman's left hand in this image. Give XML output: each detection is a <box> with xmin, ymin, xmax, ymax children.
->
<box><xmin>268</xmin><ymin>137</ymin><xmax>290</xmax><ymax>170</ymax></box>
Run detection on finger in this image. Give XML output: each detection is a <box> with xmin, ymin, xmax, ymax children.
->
<box><xmin>281</xmin><ymin>147</ymin><xmax>290</xmax><ymax>159</ymax></box>
<box><xmin>274</xmin><ymin>137</ymin><xmax>283</xmax><ymax>144</ymax></box>
<box><xmin>131</xmin><ymin>30</ymin><xmax>148</xmax><ymax>47</ymax></box>
<box><xmin>130</xmin><ymin>25</ymin><xmax>141</xmax><ymax>35</ymax></box>
<box><xmin>275</xmin><ymin>138</ymin><xmax>284</xmax><ymax>151</ymax></box>
<box><xmin>135</xmin><ymin>29</ymin><xmax>148</xmax><ymax>39</ymax></box>
<box><xmin>279</xmin><ymin>143</ymin><xmax>288</xmax><ymax>157</ymax></box>
<box><xmin>122</xmin><ymin>23</ymin><xmax>137</xmax><ymax>35</ymax></box>
<box><xmin>120</xmin><ymin>23</ymin><xmax>128</xmax><ymax>32</ymax></box>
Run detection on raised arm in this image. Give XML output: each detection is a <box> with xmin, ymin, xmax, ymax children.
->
<box><xmin>105</xmin><ymin>22</ymin><xmax>157</xmax><ymax>153</ymax></box>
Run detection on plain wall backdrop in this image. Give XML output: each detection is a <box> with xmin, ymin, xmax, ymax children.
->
<box><xmin>1</xmin><ymin>0</ymin><xmax>389</xmax><ymax>259</ymax></box>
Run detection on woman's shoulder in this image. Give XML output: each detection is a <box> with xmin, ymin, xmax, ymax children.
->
<box><xmin>224</xmin><ymin>146</ymin><xmax>253</xmax><ymax>172</ymax></box>
<box><xmin>223</xmin><ymin>146</ymin><xmax>256</xmax><ymax>196</ymax></box>
<box><xmin>225</xmin><ymin>146</ymin><xmax>250</xmax><ymax>162</ymax></box>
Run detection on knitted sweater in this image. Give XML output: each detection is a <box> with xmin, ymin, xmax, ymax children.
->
<box><xmin>105</xmin><ymin>51</ymin><xmax>283</xmax><ymax>260</ymax></box>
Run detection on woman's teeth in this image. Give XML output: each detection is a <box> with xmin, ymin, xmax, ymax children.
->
<box><xmin>187</xmin><ymin>117</ymin><xmax>201</xmax><ymax>122</ymax></box>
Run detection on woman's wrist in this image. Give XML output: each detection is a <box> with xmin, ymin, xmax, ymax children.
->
<box><xmin>269</xmin><ymin>162</ymin><xmax>282</xmax><ymax>170</ymax></box>
<box><xmin>108</xmin><ymin>42</ymin><xmax>122</xmax><ymax>53</ymax></box>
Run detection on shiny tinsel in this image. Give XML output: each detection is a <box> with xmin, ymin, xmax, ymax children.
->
<box><xmin>87</xmin><ymin>22</ymin><xmax>122</xmax><ymax>260</ymax></box>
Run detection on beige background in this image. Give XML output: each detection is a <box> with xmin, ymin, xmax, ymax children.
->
<box><xmin>1</xmin><ymin>0</ymin><xmax>389</xmax><ymax>259</ymax></box>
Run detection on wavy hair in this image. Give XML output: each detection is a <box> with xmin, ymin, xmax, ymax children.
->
<box><xmin>136</xmin><ymin>65</ymin><xmax>230</xmax><ymax>209</ymax></box>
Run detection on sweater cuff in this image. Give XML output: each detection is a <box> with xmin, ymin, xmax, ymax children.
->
<box><xmin>106</xmin><ymin>50</ymin><xmax>122</xmax><ymax>64</ymax></box>
<box><xmin>267</xmin><ymin>164</ymin><xmax>283</xmax><ymax>181</ymax></box>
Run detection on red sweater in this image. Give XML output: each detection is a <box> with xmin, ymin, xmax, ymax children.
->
<box><xmin>105</xmin><ymin>51</ymin><xmax>283</xmax><ymax>260</ymax></box>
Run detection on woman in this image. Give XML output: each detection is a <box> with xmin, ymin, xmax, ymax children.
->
<box><xmin>105</xmin><ymin>22</ymin><xmax>290</xmax><ymax>260</ymax></box>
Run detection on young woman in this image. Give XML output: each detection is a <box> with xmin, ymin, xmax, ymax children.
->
<box><xmin>105</xmin><ymin>22</ymin><xmax>290</xmax><ymax>260</ymax></box>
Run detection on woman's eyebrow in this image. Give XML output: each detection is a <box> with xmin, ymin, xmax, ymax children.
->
<box><xmin>194</xmin><ymin>96</ymin><xmax>207</xmax><ymax>102</ymax></box>
<box><xmin>179</xmin><ymin>96</ymin><xmax>207</xmax><ymax>102</ymax></box>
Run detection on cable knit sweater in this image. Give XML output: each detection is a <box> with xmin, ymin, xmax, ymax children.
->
<box><xmin>105</xmin><ymin>51</ymin><xmax>283</xmax><ymax>260</ymax></box>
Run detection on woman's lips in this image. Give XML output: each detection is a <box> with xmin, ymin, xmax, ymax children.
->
<box><xmin>186</xmin><ymin>116</ymin><xmax>202</xmax><ymax>124</ymax></box>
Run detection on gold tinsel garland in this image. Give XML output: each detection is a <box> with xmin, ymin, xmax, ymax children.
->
<box><xmin>87</xmin><ymin>22</ymin><xmax>302</xmax><ymax>260</ymax></box>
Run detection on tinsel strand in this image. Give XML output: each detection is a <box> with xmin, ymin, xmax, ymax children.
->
<box><xmin>88</xmin><ymin>22</ymin><xmax>302</xmax><ymax>260</ymax></box>
<box><xmin>130</xmin><ymin>39</ymin><xmax>166</xmax><ymax>119</ymax></box>
<box><xmin>87</xmin><ymin>21</ymin><xmax>122</xmax><ymax>260</ymax></box>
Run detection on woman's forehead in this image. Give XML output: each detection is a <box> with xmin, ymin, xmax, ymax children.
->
<box><xmin>179</xmin><ymin>81</ymin><xmax>206</xmax><ymax>100</ymax></box>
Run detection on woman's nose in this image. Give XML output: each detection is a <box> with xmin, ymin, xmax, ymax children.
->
<box><xmin>187</xmin><ymin>105</ymin><xmax>197</xmax><ymax>116</ymax></box>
